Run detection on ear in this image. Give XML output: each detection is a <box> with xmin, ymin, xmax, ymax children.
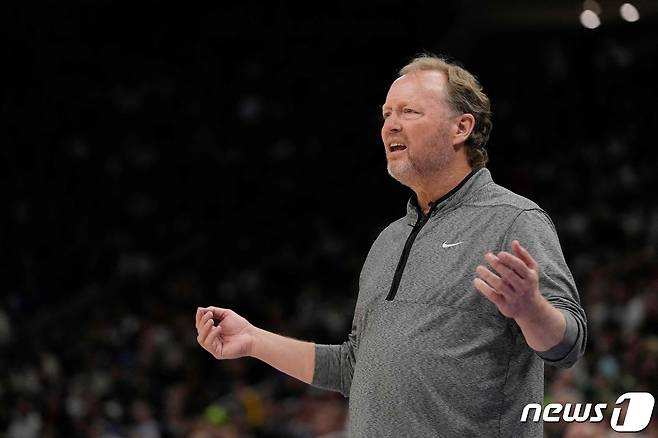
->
<box><xmin>452</xmin><ymin>113</ymin><xmax>475</xmax><ymax>146</ymax></box>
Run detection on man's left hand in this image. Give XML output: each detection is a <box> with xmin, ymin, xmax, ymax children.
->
<box><xmin>473</xmin><ymin>240</ymin><xmax>544</xmax><ymax>320</ymax></box>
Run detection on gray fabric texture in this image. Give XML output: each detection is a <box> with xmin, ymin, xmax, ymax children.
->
<box><xmin>312</xmin><ymin>167</ymin><xmax>587</xmax><ymax>437</ymax></box>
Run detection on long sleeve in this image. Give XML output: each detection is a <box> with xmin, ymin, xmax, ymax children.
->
<box><xmin>312</xmin><ymin>329</ymin><xmax>357</xmax><ymax>397</ymax></box>
<box><xmin>504</xmin><ymin>209</ymin><xmax>588</xmax><ymax>368</ymax></box>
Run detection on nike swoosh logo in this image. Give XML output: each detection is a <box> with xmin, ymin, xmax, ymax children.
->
<box><xmin>442</xmin><ymin>241</ymin><xmax>463</xmax><ymax>248</ymax></box>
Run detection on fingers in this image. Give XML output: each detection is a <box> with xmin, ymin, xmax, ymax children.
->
<box><xmin>205</xmin><ymin>324</ymin><xmax>223</xmax><ymax>358</ymax></box>
<box><xmin>207</xmin><ymin>306</ymin><xmax>230</xmax><ymax>321</ymax></box>
<box><xmin>512</xmin><ymin>240</ymin><xmax>538</xmax><ymax>271</ymax></box>
<box><xmin>197</xmin><ymin>310</ymin><xmax>213</xmax><ymax>329</ymax></box>
<box><xmin>473</xmin><ymin>278</ymin><xmax>504</xmax><ymax>306</ymax></box>
<box><xmin>475</xmin><ymin>244</ymin><xmax>542</xmax><ymax>320</ymax></box>
<box><xmin>197</xmin><ymin>323</ymin><xmax>223</xmax><ymax>358</ymax></box>
<box><xmin>197</xmin><ymin>312</ymin><xmax>215</xmax><ymax>343</ymax></box>
<box><xmin>485</xmin><ymin>244</ymin><xmax>542</xmax><ymax>289</ymax></box>
<box><xmin>196</xmin><ymin>307</ymin><xmax>214</xmax><ymax>327</ymax></box>
<box><xmin>496</xmin><ymin>251</ymin><xmax>528</xmax><ymax>279</ymax></box>
<box><xmin>196</xmin><ymin>307</ymin><xmax>225</xmax><ymax>329</ymax></box>
<box><xmin>195</xmin><ymin>306</ymin><xmax>227</xmax><ymax>359</ymax></box>
<box><xmin>484</xmin><ymin>253</ymin><xmax>525</xmax><ymax>293</ymax></box>
<box><xmin>476</xmin><ymin>264</ymin><xmax>516</xmax><ymax>295</ymax></box>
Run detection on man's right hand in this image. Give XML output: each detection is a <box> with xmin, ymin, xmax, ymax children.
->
<box><xmin>195</xmin><ymin>307</ymin><xmax>254</xmax><ymax>360</ymax></box>
<box><xmin>194</xmin><ymin>305</ymin><xmax>316</xmax><ymax>384</ymax></box>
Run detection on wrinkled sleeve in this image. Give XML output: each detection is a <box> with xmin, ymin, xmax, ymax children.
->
<box><xmin>312</xmin><ymin>326</ymin><xmax>357</xmax><ymax>397</ymax></box>
<box><xmin>504</xmin><ymin>209</ymin><xmax>587</xmax><ymax>368</ymax></box>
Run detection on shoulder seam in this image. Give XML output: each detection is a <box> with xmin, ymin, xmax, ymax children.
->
<box><xmin>459</xmin><ymin>203</ymin><xmax>545</xmax><ymax>213</ymax></box>
<box><xmin>499</xmin><ymin>210</ymin><xmax>527</xmax><ymax>252</ymax></box>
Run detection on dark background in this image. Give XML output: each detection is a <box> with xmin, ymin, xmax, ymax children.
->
<box><xmin>2</xmin><ymin>1</ymin><xmax>657</xmax><ymax>437</ymax></box>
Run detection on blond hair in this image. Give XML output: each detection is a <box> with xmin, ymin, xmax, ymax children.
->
<box><xmin>400</xmin><ymin>54</ymin><xmax>492</xmax><ymax>167</ymax></box>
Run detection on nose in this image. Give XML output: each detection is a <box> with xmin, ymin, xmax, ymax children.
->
<box><xmin>382</xmin><ymin>113</ymin><xmax>402</xmax><ymax>133</ymax></box>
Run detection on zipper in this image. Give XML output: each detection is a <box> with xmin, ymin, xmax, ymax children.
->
<box><xmin>383</xmin><ymin>167</ymin><xmax>481</xmax><ymax>301</ymax></box>
<box><xmin>385</xmin><ymin>203</ymin><xmax>436</xmax><ymax>301</ymax></box>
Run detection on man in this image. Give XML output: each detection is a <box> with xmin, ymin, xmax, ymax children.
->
<box><xmin>195</xmin><ymin>54</ymin><xmax>587</xmax><ymax>437</ymax></box>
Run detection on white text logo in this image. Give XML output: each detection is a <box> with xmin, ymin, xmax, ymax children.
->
<box><xmin>520</xmin><ymin>392</ymin><xmax>654</xmax><ymax>432</ymax></box>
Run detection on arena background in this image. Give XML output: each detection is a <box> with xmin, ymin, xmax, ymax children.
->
<box><xmin>2</xmin><ymin>1</ymin><xmax>658</xmax><ymax>437</ymax></box>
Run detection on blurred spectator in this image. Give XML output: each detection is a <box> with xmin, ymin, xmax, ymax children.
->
<box><xmin>2</xmin><ymin>3</ymin><xmax>657</xmax><ymax>437</ymax></box>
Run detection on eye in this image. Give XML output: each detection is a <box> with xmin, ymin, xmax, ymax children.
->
<box><xmin>401</xmin><ymin>108</ymin><xmax>422</xmax><ymax>119</ymax></box>
<box><xmin>382</xmin><ymin>111</ymin><xmax>391</xmax><ymax>119</ymax></box>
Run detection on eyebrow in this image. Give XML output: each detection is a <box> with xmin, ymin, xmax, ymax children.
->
<box><xmin>382</xmin><ymin>100</ymin><xmax>410</xmax><ymax>109</ymax></box>
<box><xmin>381</xmin><ymin>101</ymin><xmax>410</xmax><ymax>112</ymax></box>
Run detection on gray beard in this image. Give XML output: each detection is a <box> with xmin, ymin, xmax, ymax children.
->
<box><xmin>386</xmin><ymin>148</ymin><xmax>451</xmax><ymax>189</ymax></box>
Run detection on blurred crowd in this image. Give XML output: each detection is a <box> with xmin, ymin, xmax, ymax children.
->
<box><xmin>3</xmin><ymin>3</ymin><xmax>657</xmax><ymax>437</ymax></box>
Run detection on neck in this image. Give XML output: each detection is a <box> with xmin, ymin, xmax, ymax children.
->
<box><xmin>414</xmin><ymin>161</ymin><xmax>473</xmax><ymax>214</ymax></box>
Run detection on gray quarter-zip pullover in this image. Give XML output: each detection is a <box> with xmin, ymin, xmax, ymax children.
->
<box><xmin>312</xmin><ymin>167</ymin><xmax>587</xmax><ymax>437</ymax></box>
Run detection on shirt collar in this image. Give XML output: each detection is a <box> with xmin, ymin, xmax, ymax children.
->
<box><xmin>405</xmin><ymin>166</ymin><xmax>492</xmax><ymax>224</ymax></box>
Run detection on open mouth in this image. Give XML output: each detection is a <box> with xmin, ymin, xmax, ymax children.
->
<box><xmin>389</xmin><ymin>143</ymin><xmax>407</xmax><ymax>152</ymax></box>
